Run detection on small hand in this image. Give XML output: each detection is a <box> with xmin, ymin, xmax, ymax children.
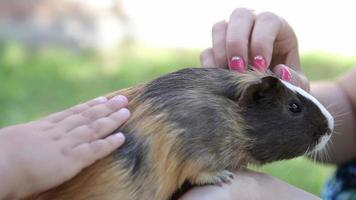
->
<box><xmin>201</xmin><ymin>8</ymin><xmax>309</xmax><ymax>91</ymax></box>
<box><xmin>0</xmin><ymin>95</ymin><xmax>130</xmax><ymax>199</ymax></box>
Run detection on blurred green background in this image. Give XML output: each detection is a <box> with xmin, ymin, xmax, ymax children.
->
<box><xmin>1</xmin><ymin>42</ymin><xmax>356</xmax><ymax>196</ymax></box>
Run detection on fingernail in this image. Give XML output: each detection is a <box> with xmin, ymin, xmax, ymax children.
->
<box><xmin>279</xmin><ymin>66</ymin><xmax>292</xmax><ymax>82</ymax></box>
<box><xmin>112</xmin><ymin>132</ymin><xmax>125</xmax><ymax>142</ymax></box>
<box><xmin>252</xmin><ymin>56</ymin><xmax>267</xmax><ymax>72</ymax></box>
<box><xmin>94</xmin><ymin>96</ymin><xmax>108</xmax><ymax>103</ymax></box>
<box><xmin>113</xmin><ymin>95</ymin><xmax>128</xmax><ymax>104</ymax></box>
<box><xmin>229</xmin><ymin>56</ymin><xmax>245</xmax><ymax>72</ymax></box>
<box><xmin>116</xmin><ymin>108</ymin><xmax>130</xmax><ymax>117</ymax></box>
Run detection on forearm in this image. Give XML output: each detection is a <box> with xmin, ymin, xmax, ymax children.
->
<box><xmin>180</xmin><ymin>170</ymin><xmax>320</xmax><ymax>200</ymax></box>
<box><xmin>251</xmin><ymin>172</ymin><xmax>321</xmax><ymax>200</ymax></box>
<box><xmin>0</xmin><ymin>153</ymin><xmax>17</xmax><ymax>200</ymax></box>
<box><xmin>310</xmin><ymin>69</ymin><xmax>356</xmax><ymax>165</ymax></box>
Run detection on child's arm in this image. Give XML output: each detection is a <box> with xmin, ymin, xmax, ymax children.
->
<box><xmin>0</xmin><ymin>95</ymin><xmax>130</xmax><ymax>199</ymax></box>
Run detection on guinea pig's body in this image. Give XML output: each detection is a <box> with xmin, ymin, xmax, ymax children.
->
<box><xmin>30</xmin><ymin>68</ymin><xmax>334</xmax><ymax>200</ymax></box>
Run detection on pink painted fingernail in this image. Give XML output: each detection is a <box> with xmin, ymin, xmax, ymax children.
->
<box><xmin>280</xmin><ymin>66</ymin><xmax>292</xmax><ymax>82</ymax></box>
<box><xmin>229</xmin><ymin>56</ymin><xmax>245</xmax><ymax>72</ymax></box>
<box><xmin>252</xmin><ymin>56</ymin><xmax>267</xmax><ymax>72</ymax></box>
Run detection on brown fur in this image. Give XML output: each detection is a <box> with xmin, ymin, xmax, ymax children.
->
<box><xmin>24</xmin><ymin>68</ymin><xmax>330</xmax><ymax>200</ymax></box>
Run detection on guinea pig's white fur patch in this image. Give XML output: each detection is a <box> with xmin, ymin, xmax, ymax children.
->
<box><xmin>313</xmin><ymin>134</ymin><xmax>332</xmax><ymax>152</ymax></box>
<box><xmin>281</xmin><ymin>80</ymin><xmax>334</xmax><ymax>131</ymax></box>
<box><xmin>281</xmin><ymin>80</ymin><xmax>334</xmax><ymax>151</ymax></box>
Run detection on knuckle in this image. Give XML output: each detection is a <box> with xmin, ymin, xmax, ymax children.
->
<box><xmin>106</xmin><ymin>100</ymin><xmax>120</xmax><ymax>110</ymax></box>
<box><xmin>231</xmin><ymin>7</ymin><xmax>254</xmax><ymax>18</ymax></box>
<box><xmin>257</xmin><ymin>12</ymin><xmax>281</xmax><ymax>23</ymax></box>
<box><xmin>91</xmin><ymin>142</ymin><xmax>104</xmax><ymax>154</ymax></box>
<box><xmin>61</xmin><ymin>146</ymin><xmax>72</xmax><ymax>157</ymax></box>
<box><xmin>200</xmin><ymin>51</ymin><xmax>207</xmax><ymax>62</ymax></box>
<box><xmin>200</xmin><ymin>49</ymin><xmax>212</xmax><ymax>62</ymax></box>
<box><xmin>70</xmin><ymin>104</ymin><xmax>89</xmax><ymax>114</ymax></box>
<box><xmin>227</xmin><ymin>39</ymin><xmax>247</xmax><ymax>50</ymax></box>
<box><xmin>50</xmin><ymin>132</ymin><xmax>62</xmax><ymax>141</ymax></box>
<box><xmin>212</xmin><ymin>20</ymin><xmax>227</xmax><ymax>33</ymax></box>
<box><xmin>201</xmin><ymin>48</ymin><xmax>211</xmax><ymax>56</ymax></box>
<box><xmin>81</xmin><ymin>111</ymin><xmax>97</xmax><ymax>121</ymax></box>
<box><xmin>88</xmin><ymin>121</ymin><xmax>101</xmax><ymax>133</ymax></box>
<box><xmin>250</xmin><ymin>40</ymin><xmax>270</xmax><ymax>54</ymax></box>
<box><xmin>213</xmin><ymin>51</ymin><xmax>226</xmax><ymax>63</ymax></box>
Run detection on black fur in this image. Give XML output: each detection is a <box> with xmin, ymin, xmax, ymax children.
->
<box><xmin>137</xmin><ymin>68</ymin><xmax>242</xmax><ymax>167</ymax></box>
<box><xmin>113</xmin><ymin>129</ymin><xmax>149</xmax><ymax>180</ymax></box>
<box><xmin>111</xmin><ymin>67</ymin><xmax>331</xmax><ymax>198</ymax></box>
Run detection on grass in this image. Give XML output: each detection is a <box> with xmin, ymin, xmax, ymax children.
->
<box><xmin>1</xmin><ymin>42</ymin><xmax>355</xmax><ymax>196</ymax></box>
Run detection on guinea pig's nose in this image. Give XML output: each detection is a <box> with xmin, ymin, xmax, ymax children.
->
<box><xmin>315</xmin><ymin>127</ymin><xmax>331</xmax><ymax>137</ymax></box>
<box><xmin>325</xmin><ymin>128</ymin><xmax>332</xmax><ymax>135</ymax></box>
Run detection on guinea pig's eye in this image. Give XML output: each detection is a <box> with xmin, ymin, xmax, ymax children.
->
<box><xmin>288</xmin><ymin>102</ymin><xmax>302</xmax><ymax>113</ymax></box>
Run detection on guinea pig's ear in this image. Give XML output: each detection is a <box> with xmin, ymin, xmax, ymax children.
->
<box><xmin>238</xmin><ymin>76</ymin><xmax>281</xmax><ymax>105</ymax></box>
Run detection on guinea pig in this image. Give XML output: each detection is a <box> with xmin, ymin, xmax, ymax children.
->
<box><xmin>29</xmin><ymin>67</ymin><xmax>334</xmax><ymax>200</ymax></box>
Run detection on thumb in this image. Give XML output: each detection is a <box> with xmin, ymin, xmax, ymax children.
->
<box><xmin>272</xmin><ymin>64</ymin><xmax>310</xmax><ymax>92</ymax></box>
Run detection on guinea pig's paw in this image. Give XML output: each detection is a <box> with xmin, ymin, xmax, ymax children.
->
<box><xmin>213</xmin><ymin>170</ymin><xmax>234</xmax><ymax>186</ymax></box>
<box><xmin>192</xmin><ymin>170</ymin><xmax>234</xmax><ymax>187</ymax></box>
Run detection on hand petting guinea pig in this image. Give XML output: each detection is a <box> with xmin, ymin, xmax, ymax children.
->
<box><xmin>27</xmin><ymin>67</ymin><xmax>334</xmax><ymax>200</ymax></box>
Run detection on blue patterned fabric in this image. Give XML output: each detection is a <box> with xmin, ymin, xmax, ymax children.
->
<box><xmin>323</xmin><ymin>160</ymin><xmax>356</xmax><ymax>200</ymax></box>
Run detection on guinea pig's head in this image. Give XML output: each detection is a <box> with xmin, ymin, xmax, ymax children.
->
<box><xmin>235</xmin><ymin>74</ymin><xmax>334</xmax><ymax>164</ymax></box>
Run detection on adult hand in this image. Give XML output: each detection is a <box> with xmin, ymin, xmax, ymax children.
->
<box><xmin>200</xmin><ymin>8</ymin><xmax>309</xmax><ymax>91</ymax></box>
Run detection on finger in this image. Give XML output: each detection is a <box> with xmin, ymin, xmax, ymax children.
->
<box><xmin>80</xmin><ymin>95</ymin><xmax>128</xmax><ymax>122</ymax></box>
<box><xmin>226</xmin><ymin>8</ymin><xmax>255</xmax><ymax>72</ymax></box>
<box><xmin>68</xmin><ymin>108</ymin><xmax>130</xmax><ymax>145</ymax></box>
<box><xmin>58</xmin><ymin>95</ymin><xmax>128</xmax><ymax>132</ymax></box>
<box><xmin>250</xmin><ymin>12</ymin><xmax>282</xmax><ymax>72</ymax></box>
<box><xmin>272</xmin><ymin>64</ymin><xmax>310</xmax><ymax>92</ymax></box>
<box><xmin>200</xmin><ymin>48</ymin><xmax>217</xmax><ymax>68</ymax></box>
<box><xmin>211</xmin><ymin>20</ymin><xmax>228</xmax><ymax>68</ymax></box>
<box><xmin>43</xmin><ymin>96</ymin><xmax>108</xmax><ymax>123</ymax></box>
<box><xmin>72</xmin><ymin>133</ymin><xmax>125</xmax><ymax>167</ymax></box>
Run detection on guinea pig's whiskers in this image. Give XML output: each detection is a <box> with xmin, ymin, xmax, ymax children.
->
<box><xmin>325</xmin><ymin>144</ymin><xmax>332</xmax><ymax>162</ymax></box>
<box><xmin>332</xmin><ymin>130</ymin><xmax>341</xmax><ymax>135</ymax></box>
<box><xmin>304</xmin><ymin>145</ymin><xmax>311</xmax><ymax>157</ymax></box>
<box><xmin>313</xmin><ymin>152</ymin><xmax>317</xmax><ymax>164</ymax></box>
<box><xmin>325</xmin><ymin>103</ymin><xmax>338</xmax><ymax>110</ymax></box>
<box><xmin>321</xmin><ymin>147</ymin><xmax>329</xmax><ymax>163</ymax></box>
<box><xmin>330</xmin><ymin>109</ymin><xmax>350</xmax><ymax>123</ymax></box>
<box><xmin>332</xmin><ymin>112</ymin><xmax>351</xmax><ymax>119</ymax></box>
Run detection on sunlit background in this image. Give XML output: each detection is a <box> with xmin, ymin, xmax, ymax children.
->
<box><xmin>1</xmin><ymin>0</ymin><xmax>356</xmax><ymax>197</ymax></box>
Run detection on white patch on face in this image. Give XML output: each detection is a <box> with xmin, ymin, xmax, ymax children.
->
<box><xmin>281</xmin><ymin>80</ymin><xmax>334</xmax><ymax>131</ymax></box>
<box><xmin>313</xmin><ymin>134</ymin><xmax>332</xmax><ymax>152</ymax></box>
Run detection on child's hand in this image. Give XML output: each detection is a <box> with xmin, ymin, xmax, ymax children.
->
<box><xmin>201</xmin><ymin>8</ymin><xmax>309</xmax><ymax>91</ymax></box>
<box><xmin>0</xmin><ymin>95</ymin><xmax>130</xmax><ymax>199</ymax></box>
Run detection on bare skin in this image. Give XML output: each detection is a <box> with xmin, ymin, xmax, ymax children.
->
<box><xmin>0</xmin><ymin>95</ymin><xmax>130</xmax><ymax>199</ymax></box>
<box><xmin>311</xmin><ymin>70</ymin><xmax>356</xmax><ymax>165</ymax></box>
<box><xmin>180</xmin><ymin>169</ymin><xmax>321</xmax><ymax>200</ymax></box>
<box><xmin>181</xmin><ymin>7</ymin><xmax>356</xmax><ymax>200</ymax></box>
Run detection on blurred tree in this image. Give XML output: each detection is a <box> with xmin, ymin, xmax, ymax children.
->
<box><xmin>0</xmin><ymin>0</ymin><xmax>133</xmax><ymax>51</ymax></box>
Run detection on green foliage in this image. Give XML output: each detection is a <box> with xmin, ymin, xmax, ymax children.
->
<box><xmin>1</xmin><ymin>42</ymin><xmax>355</xmax><ymax>196</ymax></box>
